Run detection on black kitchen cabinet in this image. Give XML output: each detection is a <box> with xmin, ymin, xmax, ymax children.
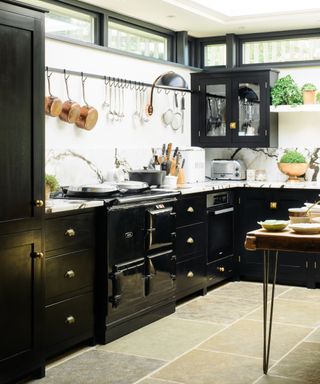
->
<box><xmin>191</xmin><ymin>69</ymin><xmax>278</xmax><ymax>148</ymax></box>
<box><xmin>44</xmin><ymin>210</ymin><xmax>96</xmax><ymax>358</ymax></box>
<box><xmin>0</xmin><ymin>2</ymin><xmax>45</xmax><ymax>383</ymax></box>
<box><xmin>235</xmin><ymin>188</ymin><xmax>320</xmax><ymax>287</ymax></box>
<box><xmin>175</xmin><ymin>194</ymin><xmax>207</xmax><ymax>300</ymax></box>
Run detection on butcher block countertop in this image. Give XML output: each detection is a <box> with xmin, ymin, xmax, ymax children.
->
<box><xmin>245</xmin><ymin>228</ymin><xmax>320</xmax><ymax>253</ymax></box>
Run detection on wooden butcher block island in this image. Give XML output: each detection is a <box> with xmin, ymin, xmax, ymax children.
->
<box><xmin>245</xmin><ymin>228</ymin><xmax>320</xmax><ymax>253</ymax></box>
<box><xmin>244</xmin><ymin>227</ymin><xmax>320</xmax><ymax>375</ymax></box>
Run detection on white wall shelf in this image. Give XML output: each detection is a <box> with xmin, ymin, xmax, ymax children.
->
<box><xmin>270</xmin><ymin>104</ymin><xmax>320</xmax><ymax>112</ymax></box>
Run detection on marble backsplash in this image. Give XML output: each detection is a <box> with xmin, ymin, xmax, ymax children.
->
<box><xmin>46</xmin><ymin>147</ymin><xmax>320</xmax><ymax>187</ymax></box>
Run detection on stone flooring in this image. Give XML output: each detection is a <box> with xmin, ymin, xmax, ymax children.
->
<box><xmin>30</xmin><ymin>281</ymin><xmax>320</xmax><ymax>384</ymax></box>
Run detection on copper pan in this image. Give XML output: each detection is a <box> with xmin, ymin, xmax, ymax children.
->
<box><xmin>45</xmin><ymin>69</ymin><xmax>62</xmax><ymax>117</ymax></box>
<box><xmin>75</xmin><ymin>74</ymin><xmax>98</xmax><ymax>131</ymax></box>
<box><xmin>59</xmin><ymin>71</ymin><xmax>80</xmax><ymax>124</ymax></box>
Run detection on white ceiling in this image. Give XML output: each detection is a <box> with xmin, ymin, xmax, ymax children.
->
<box><xmin>79</xmin><ymin>0</ymin><xmax>320</xmax><ymax>37</ymax></box>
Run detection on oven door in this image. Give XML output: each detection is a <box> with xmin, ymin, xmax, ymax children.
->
<box><xmin>146</xmin><ymin>206</ymin><xmax>175</xmax><ymax>252</ymax></box>
<box><xmin>108</xmin><ymin>259</ymin><xmax>145</xmax><ymax>315</ymax></box>
<box><xmin>146</xmin><ymin>250</ymin><xmax>176</xmax><ymax>299</ymax></box>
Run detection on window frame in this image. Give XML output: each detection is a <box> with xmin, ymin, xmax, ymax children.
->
<box><xmin>198</xmin><ymin>36</ymin><xmax>227</xmax><ymax>69</ymax></box>
<box><xmin>239</xmin><ymin>28</ymin><xmax>320</xmax><ymax>68</ymax></box>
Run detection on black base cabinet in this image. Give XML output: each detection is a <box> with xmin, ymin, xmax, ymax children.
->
<box><xmin>235</xmin><ymin>188</ymin><xmax>320</xmax><ymax>287</ymax></box>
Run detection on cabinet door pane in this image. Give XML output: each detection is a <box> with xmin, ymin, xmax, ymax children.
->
<box><xmin>206</xmin><ymin>84</ymin><xmax>227</xmax><ymax>137</ymax></box>
<box><xmin>238</xmin><ymin>82</ymin><xmax>260</xmax><ymax>137</ymax></box>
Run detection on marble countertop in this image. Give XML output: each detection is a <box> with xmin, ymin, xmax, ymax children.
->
<box><xmin>45</xmin><ymin>180</ymin><xmax>320</xmax><ymax>213</ymax></box>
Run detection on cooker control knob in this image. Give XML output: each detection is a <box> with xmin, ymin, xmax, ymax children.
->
<box><xmin>235</xmin><ymin>167</ymin><xmax>239</xmax><ymax>171</ymax></box>
<box><xmin>65</xmin><ymin>270</ymin><xmax>76</xmax><ymax>279</ymax></box>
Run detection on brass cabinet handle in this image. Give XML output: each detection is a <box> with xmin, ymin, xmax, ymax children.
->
<box><xmin>65</xmin><ymin>270</ymin><xmax>75</xmax><ymax>279</ymax></box>
<box><xmin>187</xmin><ymin>271</ymin><xmax>194</xmax><ymax>278</ymax></box>
<box><xmin>186</xmin><ymin>237</ymin><xmax>194</xmax><ymax>244</ymax></box>
<box><xmin>33</xmin><ymin>252</ymin><xmax>44</xmax><ymax>259</ymax></box>
<box><xmin>65</xmin><ymin>316</ymin><xmax>76</xmax><ymax>325</ymax></box>
<box><xmin>65</xmin><ymin>228</ymin><xmax>76</xmax><ymax>237</ymax></box>
<box><xmin>230</xmin><ymin>122</ymin><xmax>236</xmax><ymax>129</ymax></box>
<box><xmin>187</xmin><ymin>206</ymin><xmax>194</xmax><ymax>213</ymax></box>
<box><xmin>217</xmin><ymin>266</ymin><xmax>225</xmax><ymax>272</ymax></box>
<box><xmin>270</xmin><ymin>202</ymin><xmax>277</xmax><ymax>209</ymax></box>
<box><xmin>34</xmin><ymin>199</ymin><xmax>44</xmax><ymax>207</ymax></box>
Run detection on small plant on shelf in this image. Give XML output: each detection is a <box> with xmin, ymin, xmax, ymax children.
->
<box><xmin>301</xmin><ymin>83</ymin><xmax>317</xmax><ymax>104</ymax></box>
<box><xmin>45</xmin><ymin>174</ymin><xmax>59</xmax><ymax>199</ymax></box>
<box><xmin>271</xmin><ymin>75</ymin><xmax>303</xmax><ymax>106</ymax></box>
<box><xmin>278</xmin><ymin>150</ymin><xmax>308</xmax><ymax>182</ymax></box>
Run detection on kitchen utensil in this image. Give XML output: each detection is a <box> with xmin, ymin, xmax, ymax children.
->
<box><xmin>107</xmin><ymin>81</ymin><xmax>114</xmax><ymax>121</ymax></box>
<box><xmin>116</xmin><ymin>180</ymin><xmax>149</xmax><ymax>192</ymax></box>
<box><xmin>181</xmin><ymin>93</ymin><xmax>185</xmax><ymax>133</ymax></box>
<box><xmin>133</xmin><ymin>86</ymin><xmax>140</xmax><ymax>125</ymax></box>
<box><xmin>113</xmin><ymin>83</ymin><xmax>119</xmax><ymax>122</ymax></box>
<box><xmin>59</xmin><ymin>71</ymin><xmax>81</xmax><ymax>124</ymax></box>
<box><xmin>171</xmin><ymin>92</ymin><xmax>182</xmax><ymax>131</ymax></box>
<box><xmin>128</xmin><ymin>169</ymin><xmax>165</xmax><ymax>186</ymax></box>
<box><xmin>161</xmin><ymin>92</ymin><xmax>174</xmax><ymax>126</ymax></box>
<box><xmin>141</xmin><ymin>89</ymin><xmax>149</xmax><ymax>123</ymax></box>
<box><xmin>66</xmin><ymin>183</ymin><xmax>118</xmax><ymax>197</ymax></box>
<box><xmin>75</xmin><ymin>75</ymin><xmax>98</xmax><ymax>130</ymax></box>
<box><xmin>170</xmin><ymin>146</ymin><xmax>178</xmax><ymax>175</ymax></box>
<box><xmin>119</xmin><ymin>83</ymin><xmax>125</xmax><ymax>120</ymax></box>
<box><xmin>166</xmin><ymin>143</ymin><xmax>173</xmax><ymax>175</ymax></box>
<box><xmin>102</xmin><ymin>78</ymin><xmax>109</xmax><ymax>109</ymax></box>
<box><xmin>45</xmin><ymin>69</ymin><xmax>62</xmax><ymax>117</ymax></box>
<box><xmin>258</xmin><ymin>220</ymin><xmax>289</xmax><ymax>232</ymax></box>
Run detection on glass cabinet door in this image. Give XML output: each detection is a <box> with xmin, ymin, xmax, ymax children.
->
<box><xmin>206</xmin><ymin>84</ymin><xmax>227</xmax><ymax>138</ymax></box>
<box><xmin>237</xmin><ymin>82</ymin><xmax>261</xmax><ymax>138</ymax></box>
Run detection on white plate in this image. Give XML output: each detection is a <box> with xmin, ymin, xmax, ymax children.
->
<box><xmin>304</xmin><ymin>203</ymin><xmax>320</xmax><ymax>212</ymax></box>
<box><xmin>289</xmin><ymin>223</ymin><xmax>320</xmax><ymax>234</ymax></box>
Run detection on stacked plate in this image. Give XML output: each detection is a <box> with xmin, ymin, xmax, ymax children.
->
<box><xmin>289</xmin><ymin>223</ymin><xmax>320</xmax><ymax>234</ymax></box>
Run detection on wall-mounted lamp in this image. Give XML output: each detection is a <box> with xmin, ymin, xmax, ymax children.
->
<box><xmin>146</xmin><ymin>71</ymin><xmax>189</xmax><ymax>116</ymax></box>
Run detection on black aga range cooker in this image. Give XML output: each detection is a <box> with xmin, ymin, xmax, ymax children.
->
<box><xmin>95</xmin><ymin>189</ymin><xmax>179</xmax><ymax>343</ymax></box>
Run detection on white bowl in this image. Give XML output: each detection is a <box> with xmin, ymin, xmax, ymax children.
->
<box><xmin>289</xmin><ymin>223</ymin><xmax>320</xmax><ymax>234</ymax></box>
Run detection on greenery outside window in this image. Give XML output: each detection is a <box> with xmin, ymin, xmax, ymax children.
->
<box><xmin>108</xmin><ymin>20</ymin><xmax>169</xmax><ymax>60</ymax></box>
<box><xmin>204</xmin><ymin>43</ymin><xmax>226</xmax><ymax>67</ymax></box>
<box><xmin>24</xmin><ymin>0</ymin><xmax>95</xmax><ymax>43</ymax></box>
<box><xmin>242</xmin><ymin>36</ymin><xmax>320</xmax><ymax>64</ymax></box>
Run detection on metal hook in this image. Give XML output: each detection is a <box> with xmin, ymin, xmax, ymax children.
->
<box><xmin>104</xmin><ymin>75</ymin><xmax>110</xmax><ymax>86</ymax></box>
<box><xmin>63</xmin><ymin>69</ymin><xmax>71</xmax><ymax>100</ymax></box>
<box><xmin>81</xmin><ymin>72</ymin><xmax>88</xmax><ymax>106</ymax></box>
<box><xmin>165</xmin><ymin>89</ymin><xmax>170</xmax><ymax>95</ymax></box>
<box><xmin>130</xmin><ymin>81</ymin><xmax>135</xmax><ymax>90</ymax></box>
<box><xmin>46</xmin><ymin>67</ymin><xmax>53</xmax><ymax>97</ymax></box>
<box><xmin>156</xmin><ymin>87</ymin><xmax>162</xmax><ymax>94</ymax></box>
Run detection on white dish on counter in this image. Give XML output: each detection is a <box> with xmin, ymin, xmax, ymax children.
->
<box><xmin>289</xmin><ymin>223</ymin><xmax>320</xmax><ymax>234</ymax></box>
<box><xmin>304</xmin><ymin>203</ymin><xmax>320</xmax><ymax>212</ymax></box>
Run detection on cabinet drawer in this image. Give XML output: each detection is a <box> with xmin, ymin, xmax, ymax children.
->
<box><xmin>207</xmin><ymin>255</ymin><xmax>235</xmax><ymax>286</ymax></box>
<box><xmin>45</xmin><ymin>249</ymin><xmax>94</xmax><ymax>302</ymax></box>
<box><xmin>176</xmin><ymin>223</ymin><xmax>206</xmax><ymax>260</ymax></box>
<box><xmin>45</xmin><ymin>293</ymin><xmax>93</xmax><ymax>348</ymax></box>
<box><xmin>176</xmin><ymin>254</ymin><xmax>206</xmax><ymax>293</ymax></box>
<box><xmin>45</xmin><ymin>212</ymin><xmax>95</xmax><ymax>252</ymax></box>
<box><xmin>176</xmin><ymin>196</ymin><xmax>206</xmax><ymax>227</ymax></box>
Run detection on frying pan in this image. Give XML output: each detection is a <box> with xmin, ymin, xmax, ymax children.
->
<box><xmin>75</xmin><ymin>74</ymin><xmax>98</xmax><ymax>130</ymax></box>
<box><xmin>59</xmin><ymin>71</ymin><xmax>81</xmax><ymax>124</ymax></box>
<box><xmin>45</xmin><ymin>69</ymin><xmax>62</xmax><ymax>117</ymax></box>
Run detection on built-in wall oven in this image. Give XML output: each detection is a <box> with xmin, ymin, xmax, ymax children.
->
<box><xmin>206</xmin><ymin>191</ymin><xmax>235</xmax><ymax>286</ymax></box>
<box><xmin>97</xmin><ymin>193</ymin><xmax>178</xmax><ymax>343</ymax></box>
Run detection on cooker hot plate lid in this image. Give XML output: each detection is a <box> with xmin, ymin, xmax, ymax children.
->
<box><xmin>67</xmin><ymin>182</ymin><xmax>118</xmax><ymax>194</ymax></box>
<box><xmin>116</xmin><ymin>180</ymin><xmax>149</xmax><ymax>190</ymax></box>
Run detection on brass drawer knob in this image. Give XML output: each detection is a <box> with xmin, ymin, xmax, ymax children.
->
<box><xmin>65</xmin><ymin>316</ymin><xmax>76</xmax><ymax>325</ymax></box>
<box><xmin>187</xmin><ymin>271</ymin><xmax>194</xmax><ymax>278</ymax></box>
<box><xmin>230</xmin><ymin>122</ymin><xmax>236</xmax><ymax>129</ymax></box>
<box><xmin>217</xmin><ymin>266</ymin><xmax>225</xmax><ymax>272</ymax></box>
<box><xmin>34</xmin><ymin>199</ymin><xmax>44</xmax><ymax>207</ymax></box>
<box><xmin>186</xmin><ymin>237</ymin><xmax>194</xmax><ymax>244</ymax></box>
<box><xmin>270</xmin><ymin>202</ymin><xmax>277</xmax><ymax>209</ymax></box>
<box><xmin>65</xmin><ymin>270</ymin><xmax>75</xmax><ymax>279</ymax></box>
<box><xmin>187</xmin><ymin>206</ymin><xmax>194</xmax><ymax>213</ymax></box>
<box><xmin>65</xmin><ymin>228</ymin><xmax>76</xmax><ymax>237</ymax></box>
<box><xmin>33</xmin><ymin>252</ymin><xmax>44</xmax><ymax>259</ymax></box>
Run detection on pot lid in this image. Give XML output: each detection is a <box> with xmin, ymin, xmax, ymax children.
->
<box><xmin>67</xmin><ymin>183</ymin><xmax>118</xmax><ymax>194</ymax></box>
<box><xmin>116</xmin><ymin>180</ymin><xmax>149</xmax><ymax>190</ymax></box>
<box><xmin>129</xmin><ymin>169</ymin><xmax>164</xmax><ymax>174</ymax></box>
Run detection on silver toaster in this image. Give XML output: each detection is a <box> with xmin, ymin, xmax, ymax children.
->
<box><xmin>211</xmin><ymin>159</ymin><xmax>246</xmax><ymax>180</ymax></box>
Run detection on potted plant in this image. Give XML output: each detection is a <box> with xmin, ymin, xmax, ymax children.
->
<box><xmin>301</xmin><ymin>83</ymin><xmax>317</xmax><ymax>104</ymax></box>
<box><xmin>271</xmin><ymin>75</ymin><xmax>303</xmax><ymax>106</ymax></box>
<box><xmin>278</xmin><ymin>150</ymin><xmax>309</xmax><ymax>182</ymax></box>
<box><xmin>45</xmin><ymin>174</ymin><xmax>59</xmax><ymax>199</ymax></box>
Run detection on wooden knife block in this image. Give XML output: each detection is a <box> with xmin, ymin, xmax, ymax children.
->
<box><xmin>177</xmin><ymin>168</ymin><xmax>185</xmax><ymax>185</ymax></box>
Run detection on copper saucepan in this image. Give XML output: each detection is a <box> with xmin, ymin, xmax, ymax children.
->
<box><xmin>45</xmin><ymin>68</ymin><xmax>62</xmax><ymax>117</ymax></box>
<box><xmin>59</xmin><ymin>71</ymin><xmax>81</xmax><ymax>124</ymax></box>
<box><xmin>75</xmin><ymin>74</ymin><xmax>98</xmax><ymax>131</ymax></box>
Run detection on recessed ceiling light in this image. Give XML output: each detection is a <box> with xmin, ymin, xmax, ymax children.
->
<box><xmin>167</xmin><ymin>15</ymin><xmax>176</xmax><ymax>18</ymax></box>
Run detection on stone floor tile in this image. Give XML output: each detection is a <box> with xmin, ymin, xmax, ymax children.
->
<box><xmin>137</xmin><ymin>378</ymin><xmax>183</xmax><ymax>384</ymax></box>
<box><xmin>199</xmin><ymin>319</ymin><xmax>312</xmax><ymax>360</ymax></box>
<box><xmin>173</xmin><ymin>293</ymin><xmax>261</xmax><ymax>325</ymax></box>
<box><xmin>278</xmin><ymin>287</ymin><xmax>320</xmax><ymax>303</ymax></box>
<box><xmin>255</xmin><ymin>374</ymin><xmax>305</xmax><ymax>383</ymax></box>
<box><xmin>153</xmin><ymin>349</ymin><xmax>263</xmax><ymax>384</ymax></box>
<box><xmin>270</xmin><ymin>342</ymin><xmax>320</xmax><ymax>383</ymax></box>
<box><xmin>29</xmin><ymin>350</ymin><xmax>165</xmax><ymax>384</ymax></box>
<box><xmin>247</xmin><ymin>298</ymin><xmax>320</xmax><ymax>327</ymax></box>
<box><xmin>211</xmin><ymin>281</ymin><xmax>290</xmax><ymax>301</ymax></box>
<box><xmin>98</xmin><ymin>317</ymin><xmax>223</xmax><ymax>361</ymax></box>
<box><xmin>305</xmin><ymin>327</ymin><xmax>320</xmax><ymax>343</ymax></box>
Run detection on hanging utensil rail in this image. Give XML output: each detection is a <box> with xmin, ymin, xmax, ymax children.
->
<box><xmin>45</xmin><ymin>66</ymin><xmax>191</xmax><ymax>94</ymax></box>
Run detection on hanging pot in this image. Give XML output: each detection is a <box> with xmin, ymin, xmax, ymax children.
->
<box><xmin>45</xmin><ymin>68</ymin><xmax>62</xmax><ymax>117</ymax></box>
<box><xmin>75</xmin><ymin>74</ymin><xmax>98</xmax><ymax>130</ymax></box>
<box><xmin>59</xmin><ymin>71</ymin><xmax>81</xmax><ymax>124</ymax></box>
